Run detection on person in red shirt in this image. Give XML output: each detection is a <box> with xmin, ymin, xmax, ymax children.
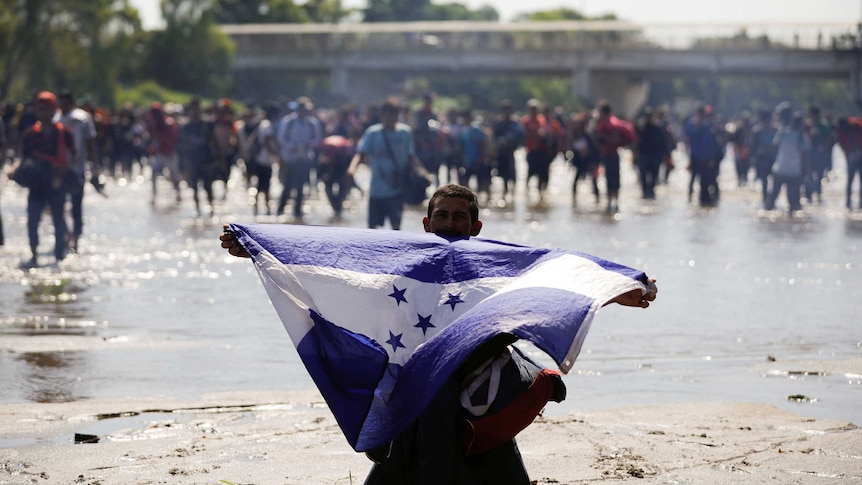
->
<box><xmin>837</xmin><ymin>117</ymin><xmax>862</xmax><ymax>209</ymax></box>
<box><xmin>17</xmin><ymin>91</ymin><xmax>76</xmax><ymax>267</ymax></box>
<box><xmin>521</xmin><ymin>99</ymin><xmax>553</xmax><ymax>205</ymax></box>
<box><xmin>594</xmin><ymin>101</ymin><xmax>637</xmax><ymax>212</ymax></box>
<box><xmin>146</xmin><ymin>102</ymin><xmax>181</xmax><ymax>205</ymax></box>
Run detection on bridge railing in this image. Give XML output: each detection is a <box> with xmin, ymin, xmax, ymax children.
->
<box><xmin>223</xmin><ymin>21</ymin><xmax>860</xmax><ymax>55</ymax></box>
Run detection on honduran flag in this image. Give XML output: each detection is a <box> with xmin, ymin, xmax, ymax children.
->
<box><xmin>229</xmin><ymin>223</ymin><xmax>652</xmax><ymax>452</ymax></box>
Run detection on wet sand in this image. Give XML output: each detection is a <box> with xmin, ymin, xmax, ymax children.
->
<box><xmin>2</xmin><ymin>390</ymin><xmax>860</xmax><ymax>485</ymax></box>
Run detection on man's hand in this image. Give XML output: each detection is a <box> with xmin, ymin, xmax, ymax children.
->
<box><xmin>220</xmin><ymin>224</ymin><xmax>250</xmax><ymax>258</ymax></box>
<box><xmin>605</xmin><ymin>278</ymin><xmax>657</xmax><ymax>308</ymax></box>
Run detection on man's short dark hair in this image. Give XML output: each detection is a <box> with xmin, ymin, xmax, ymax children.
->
<box><xmin>596</xmin><ymin>99</ymin><xmax>612</xmax><ymax>115</ymax></box>
<box><xmin>427</xmin><ymin>184</ymin><xmax>479</xmax><ymax>223</ymax></box>
<box><xmin>380</xmin><ymin>97</ymin><xmax>401</xmax><ymax>114</ymax></box>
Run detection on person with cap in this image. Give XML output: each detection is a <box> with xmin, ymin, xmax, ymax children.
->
<box><xmin>765</xmin><ymin>108</ymin><xmax>809</xmax><ymax>213</ymax></box>
<box><xmin>16</xmin><ymin>91</ymin><xmax>76</xmax><ymax>267</ymax></box>
<box><xmin>56</xmin><ymin>89</ymin><xmax>98</xmax><ymax>253</ymax></box>
<box><xmin>276</xmin><ymin>96</ymin><xmax>321</xmax><ymax>220</ymax></box>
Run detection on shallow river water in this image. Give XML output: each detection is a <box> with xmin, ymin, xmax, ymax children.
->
<box><xmin>1</xmin><ymin>149</ymin><xmax>860</xmax><ymax>426</ymax></box>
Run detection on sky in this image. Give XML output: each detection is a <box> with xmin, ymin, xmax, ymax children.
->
<box><xmin>130</xmin><ymin>0</ymin><xmax>859</xmax><ymax>29</ymax></box>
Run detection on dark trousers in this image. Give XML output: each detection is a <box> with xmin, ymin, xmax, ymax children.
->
<box><xmin>278</xmin><ymin>161</ymin><xmax>311</xmax><ymax>218</ymax></box>
<box><xmin>691</xmin><ymin>156</ymin><xmax>719</xmax><ymax>206</ymax></box>
<box><xmin>637</xmin><ymin>154</ymin><xmax>662</xmax><ymax>199</ymax></box>
<box><xmin>526</xmin><ymin>149</ymin><xmax>551</xmax><ymax>192</ymax></box>
<box><xmin>766</xmin><ymin>173</ymin><xmax>802</xmax><ymax>211</ymax></box>
<box><xmin>28</xmin><ymin>187</ymin><xmax>67</xmax><ymax>260</ymax></box>
<box><xmin>67</xmin><ymin>172</ymin><xmax>85</xmax><ymax>237</ymax></box>
<box><xmin>847</xmin><ymin>153</ymin><xmax>862</xmax><ymax>209</ymax></box>
<box><xmin>602</xmin><ymin>152</ymin><xmax>621</xmax><ymax>196</ymax></box>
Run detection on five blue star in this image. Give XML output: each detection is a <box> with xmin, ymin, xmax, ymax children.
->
<box><xmin>388</xmin><ymin>285</ymin><xmax>408</xmax><ymax>306</ymax></box>
<box><xmin>444</xmin><ymin>292</ymin><xmax>464</xmax><ymax>310</ymax></box>
<box><xmin>386</xmin><ymin>331</ymin><xmax>406</xmax><ymax>352</ymax></box>
<box><xmin>414</xmin><ymin>314</ymin><xmax>435</xmax><ymax>335</ymax></box>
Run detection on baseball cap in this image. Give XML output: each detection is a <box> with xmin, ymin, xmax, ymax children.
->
<box><xmin>34</xmin><ymin>91</ymin><xmax>57</xmax><ymax>106</ymax></box>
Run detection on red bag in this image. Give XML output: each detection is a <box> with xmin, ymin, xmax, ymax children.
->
<box><xmin>458</xmin><ymin>346</ymin><xmax>566</xmax><ymax>456</ymax></box>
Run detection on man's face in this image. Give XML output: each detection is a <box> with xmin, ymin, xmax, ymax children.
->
<box><xmin>34</xmin><ymin>102</ymin><xmax>56</xmax><ymax>123</ymax></box>
<box><xmin>380</xmin><ymin>108</ymin><xmax>398</xmax><ymax>128</ymax></box>
<box><xmin>58</xmin><ymin>98</ymin><xmax>73</xmax><ymax>114</ymax></box>
<box><xmin>423</xmin><ymin>196</ymin><xmax>482</xmax><ymax>238</ymax></box>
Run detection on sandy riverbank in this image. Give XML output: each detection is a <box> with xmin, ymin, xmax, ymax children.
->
<box><xmin>1</xmin><ymin>390</ymin><xmax>860</xmax><ymax>485</ymax></box>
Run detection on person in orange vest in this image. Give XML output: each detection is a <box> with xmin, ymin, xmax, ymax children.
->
<box><xmin>17</xmin><ymin>91</ymin><xmax>76</xmax><ymax>267</ymax></box>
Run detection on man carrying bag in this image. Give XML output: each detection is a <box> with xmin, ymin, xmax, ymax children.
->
<box><xmin>12</xmin><ymin>91</ymin><xmax>75</xmax><ymax>267</ymax></box>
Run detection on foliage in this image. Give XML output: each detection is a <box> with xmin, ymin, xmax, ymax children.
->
<box><xmin>692</xmin><ymin>29</ymin><xmax>779</xmax><ymax>49</ymax></box>
<box><xmin>114</xmin><ymin>80</ymin><xmax>197</xmax><ymax>108</ymax></box>
<box><xmin>421</xmin><ymin>3</ymin><xmax>499</xmax><ymax>21</ymax></box>
<box><xmin>363</xmin><ymin>0</ymin><xmax>429</xmax><ymax>22</ymax></box>
<box><xmin>405</xmin><ymin>75</ymin><xmax>583</xmax><ymax>114</ymax></box>
<box><xmin>362</xmin><ymin>0</ymin><xmax>497</xmax><ymax>22</ymax></box>
<box><xmin>513</xmin><ymin>8</ymin><xmax>617</xmax><ymax>22</ymax></box>
<box><xmin>0</xmin><ymin>0</ymin><xmax>142</xmax><ymax>103</ymax></box>
<box><xmin>141</xmin><ymin>0</ymin><xmax>234</xmax><ymax>97</ymax></box>
<box><xmin>647</xmin><ymin>76</ymin><xmax>853</xmax><ymax>117</ymax></box>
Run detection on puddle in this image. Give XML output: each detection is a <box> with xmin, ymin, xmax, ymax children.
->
<box><xmin>0</xmin><ymin>437</ymin><xmax>40</xmax><ymax>448</ymax></box>
<box><xmin>56</xmin><ymin>412</ymin><xmax>179</xmax><ymax>445</ymax></box>
<box><xmin>1</xmin><ymin>404</ymin><xmax>295</xmax><ymax>449</ymax></box>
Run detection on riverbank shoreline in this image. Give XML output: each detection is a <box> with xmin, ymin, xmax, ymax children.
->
<box><xmin>2</xmin><ymin>390</ymin><xmax>860</xmax><ymax>484</ymax></box>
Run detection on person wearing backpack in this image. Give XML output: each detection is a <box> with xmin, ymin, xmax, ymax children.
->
<box><xmin>17</xmin><ymin>91</ymin><xmax>75</xmax><ymax>267</ymax></box>
<box><xmin>748</xmin><ymin>109</ymin><xmax>779</xmax><ymax>204</ymax></box>
<box><xmin>244</xmin><ymin>102</ymin><xmax>281</xmax><ymax>216</ymax></box>
<box><xmin>276</xmin><ymin>97</ymin><xmax>321</xmax><ymax>221</ymax></box>
<box><xmin>765</xmin><ymin>110</ymin><xmax>809</xmax><ymax>212</ymax></box>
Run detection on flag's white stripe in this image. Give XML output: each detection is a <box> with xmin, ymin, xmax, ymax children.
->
<box><xmin>490</xmin><ymin>253</ymin><xmax>643</xmax><ymax>302</ymax></box>
<box><xmin>253</xmin><ymin>248</ymin><xmax>519</xmax><ymax>365</ymax></box>
<box><xmin>488</xmin><ymin>254</ymin><xmax>646</xmax><ymax>372</ymax></box>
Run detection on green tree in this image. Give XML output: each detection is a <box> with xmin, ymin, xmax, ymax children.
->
<box><xmin>0</xmin><ymin>0</ymin><xmax>141</xmax><ymax>102</ymax></box>
<box><xmin>363</xmin><ymin>0</ymin><xmax>497</xmax><ymax>22</ymax></box>
<box><xmin>363</xmin><ymin>0</ymin><xmax>430</xmax><ymax>22</ymax></box>
<box><xmin>143</xmin><ymin>0</ymin><xmax>234</xmax><ymax>96</ymax></box>
<box><xmin>212</xmin><ymin>0</ymin><xmax>309</xmax><ymax>24</ymax></box>
<box><xmin>514</xmin><ymin>8</ymin><xmax>617</xmax><ymax>22</ymax></box>
<box><xmin>302</xmin><ymin>0</ymin><xmax>353</xmax><ymax>23</ymax></box>
<box><xmin>422</xmin><ymin>3</ymin><xmax>498</xmax><ymax>21</ymax></box>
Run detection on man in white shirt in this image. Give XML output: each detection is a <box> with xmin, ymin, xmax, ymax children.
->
<box><xmin>275</xmin><ymin>97</ymin><xmax>321</xmax><ymax>220</ymax></box>
<box><xmin>57</xmin><ymin>90</ymin><xmax>98</xmax><ymax>253</ymax></box>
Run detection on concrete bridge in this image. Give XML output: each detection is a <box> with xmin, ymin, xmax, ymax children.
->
<box><xmin>221</xmin><ymin>20</ymin><xmax>861</xmax><ymax>115</ymax></box>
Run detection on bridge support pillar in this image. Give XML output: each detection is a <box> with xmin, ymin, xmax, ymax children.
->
<box><xmin>571</xmin><ymin>67</ymin><xmax>591</xmax><ymax>103</ymax></box>
<box><xmin>852</xmin><ymin>58</ymin><xmax>862</xmax><ymax>110</ymax></box>
<box><xmin>331</xmin><ymin>67</ymin><xmax>350</xmax><ymax>100</ymax></box>
<box><xmin>581</xmin><ymin>72</ymin><xmax>650</xmax><ymax>119</ymax></box>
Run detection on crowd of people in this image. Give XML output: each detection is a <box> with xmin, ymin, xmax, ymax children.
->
<box><xmin>1</xmin><ymin>89</ymin><xmax>861</xmax><ymax>266</ymax></box>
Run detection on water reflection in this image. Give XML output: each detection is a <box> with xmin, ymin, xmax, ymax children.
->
<box><xmin>16</xmin><ymin>351</ymin><xmax>87</xmax><ymax>403</ymax></box>
<box><xmin>24</xmin><ymin>278</ymin><xmax>84</xmax><ymax>305</ymax></box>
<box><xmin>845</xmin><ymin>216</ymin><xmax>862</xmax><ymax>236</ymax></box>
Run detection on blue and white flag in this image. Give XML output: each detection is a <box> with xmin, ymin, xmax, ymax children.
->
<box><xmin>229</xmin><ymin>223</ymin><xmax>651</xmax><ymax>452</ymax></box>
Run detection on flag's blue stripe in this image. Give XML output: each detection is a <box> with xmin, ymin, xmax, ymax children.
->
<box><xmin>232</xmin><ymin>223</ymin><xmax>550</xmax><ymax>283</ymax></box>
<box><xmin>231</xmin><ymin>223</ymin><xmax>646</xmax><ymax>285</ymax></box>
<box><xmin>296</xmin><ymin>310</ymin><xmax>389</xmax><ymax>447</ymax></box>
<box><xmin>354</xmin><ymin>286</ymin><xmax>595</xmax><ymax>451</ymax></box>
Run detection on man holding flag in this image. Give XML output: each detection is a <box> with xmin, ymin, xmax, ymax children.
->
<box><xmin>220</xmin><ymin>184</ymin><xmax>657</xmax><ymax>483</ymax></box>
